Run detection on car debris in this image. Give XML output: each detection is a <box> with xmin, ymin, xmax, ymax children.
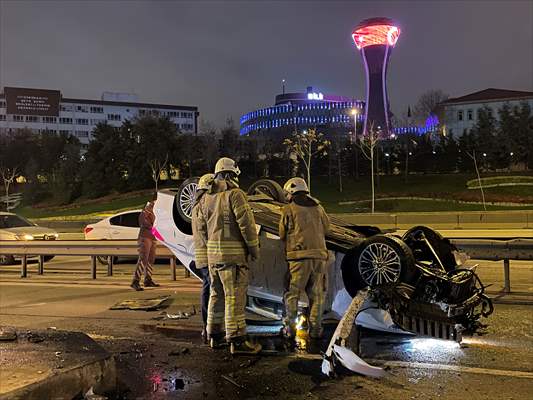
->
<box><xmin>110</xmin><ymin>295</ymin><xmax>171</xmax><ymax>311</ymax></box>
<box><xmin>221</xmin><ymin>374</ymin><xmax>244</xmax><ymax>389</ymax></box>
<box><xmin>0</xmin><ymin>327</ymin><xmax>17</xmax><ymax>341</ymax></box>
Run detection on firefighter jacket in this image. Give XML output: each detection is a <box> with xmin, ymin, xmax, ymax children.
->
<box><xmin>138</xmin><ymin>206</ymin><xmax>155</xmax><ymax>240</ymax></box>
<box><xmin>192</xmin><ymin>191</ymin><xmax>208</xmax><ymax>268</ymax></box>
<box><xmin>279</xmin><ymin>194</ymin><xmax>330</xmax><ymax>261</ymax></box>
<box><xmin>196</xmin><ymin>179</ymin><xmax>259</xmax><ymax>265</ymax></box>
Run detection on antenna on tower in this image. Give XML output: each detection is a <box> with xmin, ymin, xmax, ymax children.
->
<box><xmin>282</xmin><ymin>79</ymin><xmax>286</xmax><ymax>95</ymax></box>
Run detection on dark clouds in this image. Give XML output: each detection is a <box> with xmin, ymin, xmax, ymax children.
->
<box><xmin>1</xmin><ymin>0</ymin><xmax>532</xmax><ymax>126</ymax></box>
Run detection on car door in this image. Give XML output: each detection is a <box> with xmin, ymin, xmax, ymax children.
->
<box><xmin>109</xmin><ymin>212</ymin><xmax>141</xmax><ymax>240</ymax></box>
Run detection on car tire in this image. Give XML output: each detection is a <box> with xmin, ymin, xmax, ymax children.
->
<box><xmin>341</xmin><ymin>234</ymin><xmax>416</xmax><ymax>297</ymax></box>
<box><xmin>177</xmin><ymin>177</ymin><xmax>200</xmax><ymax>224</ymax></box>
<box><xmin>247</xmin><ymin>179</ymin><xmax>286</xmax><ymax>203</ymax></box>
<box><xmin>402</xmin><ymin>226</ymin><xmax>457</xmax><ymax>272</ymax></box>
<box><xmin>0</xmin><ymin>255</ymin><xmax>15</xmax><ymax>265</ymax></box>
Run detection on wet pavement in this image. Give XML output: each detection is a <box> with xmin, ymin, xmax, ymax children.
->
<box><xmin>1</xmin><ymin>257</ymin><xmax>532</xmax><ymax>399</ymax></box>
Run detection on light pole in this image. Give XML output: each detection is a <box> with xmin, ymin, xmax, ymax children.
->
<box><xmin>351</xmin><ymin>108</ymin><xmax>359</xmax><ymax>179</ymax></box>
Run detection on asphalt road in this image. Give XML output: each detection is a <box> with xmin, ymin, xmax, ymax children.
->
<box><xmin>1</xmin><ymin>256</ymin><xmax>532</xmax><ymax>399</ymax></box>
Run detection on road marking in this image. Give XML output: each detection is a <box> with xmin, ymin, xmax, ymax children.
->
<box><xmin>372</xmin><ymin>360</ymin><xmax>533</xmax><ymax>379</ymax></box>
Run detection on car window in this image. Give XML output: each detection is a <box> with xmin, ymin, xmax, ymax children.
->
<box><xmin>0</xmin><ymin>215</ymin><xmax>34</xmax><ymax>229</ymax></box>
<box><xmin>109</xmin><ymin>215</ymin><xmax>122</xmax><ymax>226</ymax></box>
<box><xmin>121</xmin><ymin>212</ymin><xmax>141</xmax><ymax>228</ymax></box>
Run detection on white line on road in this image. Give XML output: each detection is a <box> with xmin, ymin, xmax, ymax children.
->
<box><xmin>372</xmin><ymin>360</ymin><xmax>533</xmax><ymax>379</ymax></box>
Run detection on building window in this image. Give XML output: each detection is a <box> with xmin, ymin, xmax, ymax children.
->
<box><xmin>60</xmin><ymin>104</ymin><xmax>73</xmax><ymax>112</ymax></box>
<box><xmin>0</xmin><ymin>101</ymin><xmax>6</xmax><ymax>108</ymax></box>
<box><xmin>167</xmin><ymin>111</ymin><xmax>179</xmax><ymax>118</ymax></box>
<box><xmin>139</xmin><ymin>109</ymin><xmax>146</xmax><ymax>116</ymax></box>
<box><xmin>43</xmin><ymin>116</ymin><xmax>57</xmax><ymax>123</ymax></box>
<box><xmin>76</xmin><ymin>105</ymin><xmax>88</xmax><ymax>113</ymax></box>
<box><xmin>181</xmin><ymin>123</ymin><xmax>193</xmax><ymax>130</ymax></box>
<box><xmin>467</xmin><ymin>110</ymin><xmax>473</xmax><ymax>120</ymax></box>
<box><xmin>90</xmin><ymin>106</ymin><xmax>104</xmax><ymax>113</ymax></box>
<box><xmin>76</xmin><ymin>118</ymin><xmax>89</xmax><ymax>125</ymax></box>
<box><xmin>75</xmin><ymin>130</ymin><xmax>89</xmax><ymax>138</ymax></box>
<box><xmin>180</xmin><ymin>112</ymin><xmax>193</xmax><ymax>119</ymax></box>
<box><xmin>41</xmin><ymin>129</ymin><xmax>57</xmax><ymax>134</ymax></box>
<box><xmin>91</xmin><ymin>118</ymin><xmax>106</xmax><ymax>125</ymax></box>
<box><xmin>457</xmin><ymin>110</ymin><xmax>463</xmax><ymax>121</ymax></box>
<box><xmin>107</xmin><ymin>114</ymin><xmax>121</xmax><ymax>121</ymax></box>
<box><xmin>59</xmin><ymin>130</ymin><xmax>71</xmax><ymax>135</ymax></box>
<box><xmin>13</xmin><ymin>115</ymin><xmax>24</xmax><ymax>122</ymax></box>
<box><xmin>487</xmin><ymin>108</ymin><xmax>493</xmax><ymax>118</ymax></box>
<box><xmin>60</xmin><ymin>117</ymin><xmax>73</xmax><ymax>124</ymax></box>
<box><xmin>26</xmin><ymin>116</ymin><xmax>39</xmax><ymax>123</ymax></box>
<box><xmin>0</xmin><ymin>115</ymin><xmax>6</xmax><ymax>121</ymax></box>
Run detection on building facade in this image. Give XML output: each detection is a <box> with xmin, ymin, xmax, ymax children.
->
<box><xmin>438</xmin><ymin>88</ymin><xmax>533</xmax><ymax>137</ymax></box>
<box><xmin>240</xmin><ymin>86</ymin><xmax>364</xmax><ymax>138</ymax></box>
<box><xmin>0</xmin><ymin>87</ymin><xmax>199</xmax><ymax>148</ymax></box>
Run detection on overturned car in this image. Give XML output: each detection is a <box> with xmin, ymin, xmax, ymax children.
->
<box><xmin>153</xmin><ymin>178</ymin><xmax>493</xmax><ymax>342</ymax></box>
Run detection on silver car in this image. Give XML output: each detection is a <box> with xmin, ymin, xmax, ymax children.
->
<box><xmin>0</xmin><ymin>212</ymin><xmax>58</xmax><ymax>265</ymax></box>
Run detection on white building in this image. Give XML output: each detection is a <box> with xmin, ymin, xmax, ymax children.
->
<box><xmin>0</xmin><ymin>87</ymin><xmax>199</xmax><ymax>149</ymax></box>
<box><xmin>438</xmin><ymin>88</ymin><xmax>533</xmax><ymax>137</ymax></box>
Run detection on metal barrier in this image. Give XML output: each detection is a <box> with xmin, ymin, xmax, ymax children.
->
<box><xmin>0</xmin><ymin>240</ymin><xmax>189</xmax><ymax>280</ymax></box>
<box><xmin>1</xmin><ymin>239</ymin><xmax>531</xmax><ymax>292</ymax></box>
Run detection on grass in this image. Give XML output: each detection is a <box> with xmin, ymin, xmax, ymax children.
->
<box><xmin>13</xmin><ymin>173</ymin><xmax>533</xmax><ymax>220</ymax></box>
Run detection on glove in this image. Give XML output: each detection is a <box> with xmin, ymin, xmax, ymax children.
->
<box><xmin>247</xmin><ymin>246</ymin><xmax>259</xmax><ymax>262</ymax></box>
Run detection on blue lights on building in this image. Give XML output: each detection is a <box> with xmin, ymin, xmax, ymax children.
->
<box><xmin>240</xmin><ymin>87</ymin><xmax>365</xmax><ymax>136</ymax></box>
<box><xmin>392</xmin><ymin>114</ymin><xmax>440</xmax><ymax>135</ymax></box>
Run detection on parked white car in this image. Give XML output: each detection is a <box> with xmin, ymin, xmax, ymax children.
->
<box><xmin>84</xmin><ymin>210</ymin><xmax>142</xmax><ymax>240</ymax></box>
<box><xmin>0</xmin><ymin>212</ymin><xmax>58</xmax><ymax>265</ymax></box>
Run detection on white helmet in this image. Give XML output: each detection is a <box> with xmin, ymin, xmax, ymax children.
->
<box><xmin>283</xmin><ymin>177</ymin><xmax>309</xmax><ymax>195</ymax></box>
<box><xmin>214</xmin><ymin>157</ymin><xmax>240</xmax><ymax>176</ymax></box>
<box><xmin>197</xmin><ymin>173</ymin><xmax>214</xmax><ymax>190</ymax></box>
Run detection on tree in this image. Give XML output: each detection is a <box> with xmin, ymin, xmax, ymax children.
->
<box><xmin>413</xmin><ymin>89</ymin><xmax>449</xmax><ymax>125</ymax></box>
<box><xmin>148</xmin><ymin>154</ymin><xmax>168</xmax><ymax>192</ymax></box>
<box><xmin>0</xmin><ymin>166</ymin><xmax>18</xmax><ymax>211</ymax></box>
<box><xmin>469</xmin><ymin>106</ymin><xmax>497</xmax><ymax>170</ymax></box>
<box><xmin>283</xmin><ymin>128</ymin><xmax>330</xmax><ymax>193</ymax></box>
<box><xmin>359</xmin><ymin>125</ymin><xmax>380</xmax><ymax>213</ymax></box>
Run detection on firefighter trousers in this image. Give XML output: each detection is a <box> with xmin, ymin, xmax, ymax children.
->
<box><xmin>207</xmin><ymin>264</ymin><xmax>248</xmax><ymax>341</ymax></box>
<box><xmin>133</xmin><ymin>237</ymin><xmax>156</xmax><ymax>282</ymax></box>
<box><xmin>283</xmin><ymin>259</ymin><xmax>327</xmax><ymax>338</ymax></box>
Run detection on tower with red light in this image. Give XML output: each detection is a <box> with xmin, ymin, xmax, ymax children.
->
<box><xmin>352</xmin><ymin>17</ymin><xmax>400</xmax><ymax>136</ymax></box>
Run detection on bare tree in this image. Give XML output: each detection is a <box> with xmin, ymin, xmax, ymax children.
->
<box><xmin>283</xmin><ymin>128</ymin><xmax>330</xmax><ymax>193</ymax></box>
<box><xmin>359</xmin><ymin>125</ymin><xmax>380</xmax><ymax>213</ymax></box>
<box><xmin>413</xmin><ymin>89</ymin><xmax>449</xmax><ymax>124</ymax></box>
<box><xmin>148</xmin><ymin>154</ymin><xmax>168</xmax><ymax>193</ymax></box>
<box><xmin>0</xmin><ymin>166</ymin><xmax>18</xmax><ymax>211</ymax></box>
<box><xmin>466</xmin><ymin>150</ymin><xmax>487</xmax><ymax>211</ymax></box>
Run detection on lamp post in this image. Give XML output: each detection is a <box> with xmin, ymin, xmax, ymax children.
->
<box><xmin>351</xmin><ymin>108</ymin><xmax>359</xmax><ymax>179</ymax></box>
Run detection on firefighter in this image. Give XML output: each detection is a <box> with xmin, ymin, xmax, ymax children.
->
<box><xmin>191</xmin><ymin>173</ymin><xmax>215</xmax><ymax>343</ymax></box>
<box><xmin>196</xmin><ymin>157</ymin><xmax>262</xmax><ymax>355</ymax></box>
<box><xmin>131</xmin><ymin>198</ymin><xmax>160</xmax><ymax>291</ymax></box>
<box><xmin>279</xmin><ymin>177</ymin><xmax>330</xmax><ymax>342</ymax></box>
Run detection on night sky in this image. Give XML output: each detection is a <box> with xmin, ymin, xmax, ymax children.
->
<box><xmin>1</xmin><ymin>0</ymin><xmax>532</xmax><ymax>127</ymax></box>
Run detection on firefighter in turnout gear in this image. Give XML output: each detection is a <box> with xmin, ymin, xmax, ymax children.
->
<box><xmin>279</xmin><ymin>177</ymin><xmax>330</xmax><ymax>341</ymax></box>
<box><xmin>196</xmin><ymin>157</ymin><xmax>262</xmax><ymax>355</ymax></box>
<box><xmin>191</xmin><ymin>173</ymin><xmax>215</xmax><ymax>343</ymax></box>
<box><xmin>131</xmin><ymin>199</ymin><xmax>160</xmax><ymax>291</ymax></box>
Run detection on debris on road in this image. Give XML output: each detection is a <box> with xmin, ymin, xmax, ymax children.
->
<box><xmin>168</xmin><ymin>347</ymin><xmax>190</xmax><ymax>356</ymax></box>
<box><xmin>221</xmin><ymin>374</ymin><xmax>244</xmax><ymax>389</ymax></box>
<box><xmin>166</xmin><ymin>311</ymin><xmax>192</xmax><ymax>319</ymax></box>
<box><xmin>0</xmin><ymin>327</ymin><xmax>17</xmax><ymax>341</ymax></box>
<box><xmin>110</xmin><ymin>295</ymin><xmax>171</xmax><ymax>311</ymax></box>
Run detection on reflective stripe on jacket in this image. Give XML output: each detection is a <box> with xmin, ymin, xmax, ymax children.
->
<box><xmin>196</xmin><ymin>179</ymin><xmax>259</xmax><ymax>265</ymax></box>
<box><xmin>192</xmin><ymin>191</ymin><xmax>208</xmax><ymax>268</ymax></box>
<box><xmin>278</xmin><ymin>194</ymin><xmax>330</xmax><ymax>261</ymax></box>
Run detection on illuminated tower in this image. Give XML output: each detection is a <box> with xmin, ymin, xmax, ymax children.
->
<box><xmin>352</xmin><ymin>17</ymin><xmax>400</xmax><ymax>136</ymax></box>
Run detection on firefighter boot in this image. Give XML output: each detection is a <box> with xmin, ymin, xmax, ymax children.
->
<box><xmin>209</xmin><ymin>333</ymin><xmax>226</xmax><ymax>349</ymax></box>
<box><xmin>230</xmin><ymin>337</ymin><xmax>262</xmax><ymax>355</ymax></box>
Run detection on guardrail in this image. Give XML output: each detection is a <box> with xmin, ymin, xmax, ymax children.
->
<box><xmin>1</xmin><ymin>239</ymin><xmax>531</xmax><ymax>293</ymax></box>
<box><xmin>0</xmin><ymin>240</ymin><xmax>188</xmax><ymax>281</ymax></box>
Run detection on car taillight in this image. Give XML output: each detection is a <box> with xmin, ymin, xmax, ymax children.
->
<box><xmin>84</xmin><ymin>227</ymin><xmax>94</xmax><ymax>235</ymax></box>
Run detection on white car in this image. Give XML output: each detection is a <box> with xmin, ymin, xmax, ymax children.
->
<box><xmin>84</xmin><ymin>210</ymin><xmax>142</xmax><ymax>240</ymax></box>
<box><xmin>0</xmin><ymin>212</ymin><xmax>58</xmax><ymax>265</ymax></box>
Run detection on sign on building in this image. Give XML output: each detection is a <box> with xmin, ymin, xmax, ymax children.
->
<box><xmin>4</xmin><ymin>87</ymin><xmax>61</xmax><ymax>116</ymax></box>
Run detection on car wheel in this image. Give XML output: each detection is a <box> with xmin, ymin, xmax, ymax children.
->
<box><xmin>177</xmin><ymin>177</ymin><xmax>199</xmax><ymax>224</ymax></box>
<box><xmin>402</xmin><ymin>226</ymin><xmax>457</xmax><ymax>272</ymax></box>
<box><xmin>247</xmin><ymin>179</ymin><xmax>286</xmax><ymax>203</ymax></box>
<box><xmin>0</xmin><ymin>255</ymin><xmax>15</xmax><ymax>265</ymax></box>
<box><xmin>341</xmin><ymin>235</ymin><xmax>416</xmax><ymax>297</ymax></box>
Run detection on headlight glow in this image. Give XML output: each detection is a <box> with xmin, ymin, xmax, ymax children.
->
<box><xmin>23</xmin><ymin>234</ymin><xmax>34</xmax><ymax>240</ymax></box>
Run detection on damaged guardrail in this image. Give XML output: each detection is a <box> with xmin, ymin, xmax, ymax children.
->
<box><xmin>0</xmin><ymin>240</ymin><xmax>187</xmax><ymax>280</ymax></box>
<box><xmin>0</xmin><ymin>239</ymin><xmax>531</xmax><ymax>292</ymax></box>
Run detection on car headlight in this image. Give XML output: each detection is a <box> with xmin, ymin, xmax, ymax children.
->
<box><xmin>21</xmin><ymin>234</ymin><xmax>34</xmax><ymax>240</ymax></box>
<box><xmin>54</xmin><ymin>233</ymin><xmax>59</xmax><ymax>239</ymax></box>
